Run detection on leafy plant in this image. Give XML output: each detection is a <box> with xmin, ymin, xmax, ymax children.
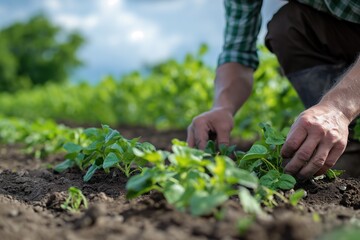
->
<box><xmin>0</xmin><ymin>116</ymin><xmax>87</xmax><ymax>158</ymax></box>
<box><xmin>126</xmin><ymin>123</ymin><xmax>305</xmax><ymax>216</ymax></box>
<box><xmin>61</xmin><ymin>186</ymin><xmax>88</xmax><ymax>212</ymax></box>
<box><xmin>205</xmin><ymin>140</ymin><xmax>237</xmax><ymax>157</ymax></box>
<box><xmin>126</xmin><ymin>139</ymin><xmax>259</xmax><ymax>216</ymax></box>
<box><xmin>236</xmin><ymin>123</ymin><xmax>296</xmax><ymax>191</ymax></box>
<box><xmin>54</xmin><ymin>125</ymin><xmax>155</xmax><ymax>181</ymax></box>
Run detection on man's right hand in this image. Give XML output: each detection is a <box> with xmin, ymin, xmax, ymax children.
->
<box><xmin>187</xmin><ymin>107</ymin><xmax>234</xmax><ymax>149</ymax></box>
<box><xmin>186</xmin><ymin>63</ymin><xmax>254</xmax><ymax>150</ymax></box>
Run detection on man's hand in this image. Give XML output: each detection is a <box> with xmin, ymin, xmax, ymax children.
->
<box><xmin>187</xmin><ymin>107</ymin><xmax>234</xmax><ymax>149</ymax></box>
<box><xmin>282</xmin><ymin>104</ymin><xmax>350</xmax><ymax>180</ymax></box>
<box><xmin>283</xmin><ymin>57</ymin><xmax>360</xmax><ymax>180</ymax></box>
<box><xmin>186</xmin><ymin>63</ymin><xmax>254</xmax><ymax>150</ymax></box>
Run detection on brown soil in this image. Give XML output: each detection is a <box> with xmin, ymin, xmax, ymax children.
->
<box><xmin>0</xmin><ymin>127</ymin><xmax>360</xmax><ymax>240</ymax></box>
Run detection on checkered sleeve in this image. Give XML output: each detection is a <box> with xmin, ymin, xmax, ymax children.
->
<box><xmin>218</xmin><ymin>0</ymin><xmax>263</xmax><ymax>70</ymax></box>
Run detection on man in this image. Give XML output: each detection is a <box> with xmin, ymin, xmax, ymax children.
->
<box><xmin>187</xmin><ymin>0</ymin><xmax>360</xmax><ymax>179</ymax></box>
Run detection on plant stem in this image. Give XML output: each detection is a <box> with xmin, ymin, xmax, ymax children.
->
<box><xmin>260</xmin><ymin>158</ymin><xmax>277</xmax><ymax>171</ymax></box>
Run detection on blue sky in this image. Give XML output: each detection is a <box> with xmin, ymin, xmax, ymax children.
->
<box><xmin>0</xmin><ymin>0</ymin><xmax>284</xmax><ymax>83</ymax></box>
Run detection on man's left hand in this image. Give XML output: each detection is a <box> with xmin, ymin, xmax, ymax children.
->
<box><xmin>281</xmin><ymin>103</ymin><xmax>350</xmax><ymax>180</ymax></box>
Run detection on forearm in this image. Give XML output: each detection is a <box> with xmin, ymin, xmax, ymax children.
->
<box><xmin>212</xmin><ymin>63</ymin><xmax>254</xmax><ymax>115</ymax></box>
<box><xmin>320</xmin><ymin>57</ymin><xmax>360</xmax><ymax>122</ymax></box>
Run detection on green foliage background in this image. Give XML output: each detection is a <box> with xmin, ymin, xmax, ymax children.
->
<box><xmin>0</xmin><ymin>15</ymin><xmax>84</xmax><ymax>92</ymax></box>
<box><xmin>0</xmin><ymin>43</ymin><xmax>304</xmax><ymax>139</ymax></box>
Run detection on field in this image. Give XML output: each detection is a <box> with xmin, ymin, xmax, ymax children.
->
<box><xmin>0</xmin><ymin>48</ymin><xmax>360</xmax><ymax>240</ymax></box>
<box><xmin>1</xmin><ymin>124</ymin><xmax>360</xmax><ymax>240</ymax></box>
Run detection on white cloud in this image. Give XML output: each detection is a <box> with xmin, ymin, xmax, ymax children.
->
<box><xmin>44</xmin><ymin>0</ymin><xmax>61</xmax><ymax>11</ymax></box>
<box><xmin>129</xmin><ymin>30</ymin><xmax>144</xmax><ymax>42</ymax></box>
<box><xmin>99</xmin><ymin>0</ymin><xmax>123</xmax><ymax>11</ymax></box>
<box><xmin>51</xmin><ymin>0</ymin><xmax>183</xmax><ymax>67</ymax></box>
<box><xmin>54</xmin><ymin>14</ymin><xmax>98</xmax><ymax>30</ymax></box>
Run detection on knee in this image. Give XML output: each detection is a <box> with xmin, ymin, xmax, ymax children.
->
<box><xmin>265</xmin><ymin>2</ymin><xmax>308</xmax><ymax>74</ymax></box>
<box><xmin>265</xmin><ymin>2</ymin><xmax>302</xmax><ymax>57</ymax></box>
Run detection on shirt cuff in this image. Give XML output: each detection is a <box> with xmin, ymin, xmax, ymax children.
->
<box><xmin>217</xmin><ymin>50</ymin><xmax>259</xmax><ymax>70</ymax></box>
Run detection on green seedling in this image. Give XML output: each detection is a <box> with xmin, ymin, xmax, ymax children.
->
<box><xmin>325</xmin><ymin>169</ymin><xmax>345</xmax><ymax>179</ymax></box>
<box><xmin>127</xmin><ymin>139</ymin><xmax>258</xmax><ymax>216</ymax></box>
<box><xmin>289</xmin><ymin>189</ymin><xmax>306</xmax><ymax>206</ymax></box>
<box><xmin>54</xmin><ymin>125</ymin><xmax>155</xmax><ymax>181</ymax></box>
<box><xmin>127</xmin><ymin>123</ymin><xmax>306</xmax><ymax>217</ymax></box>
<box><xmin>46</xmin><ymin>122</ymin><xmax>306</xmax><ymax>218</ymax></box>
<box><xmin>61</xmin><ymin>187</ymin><xmax>88</xmax><ymax>212</ymax></box>
<box><xmin>236</xmin><ymin>122</ymin><xmax>296</xmax><ymax>191</ymax></box>
<box><xmin>205</xmin><ymin>140</ymin><xmax>236</xmax><ymax>157</ymax></box>
<box><xmin>0</xmin><ymin>117</ymin><xmax>87</xmax><ymax>158</ymax></box>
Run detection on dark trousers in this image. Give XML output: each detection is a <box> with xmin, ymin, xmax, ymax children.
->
<box><xmin>265</xmin><ymin>1</ymin><xmax>360</xmax><ymax>177</ymax></box>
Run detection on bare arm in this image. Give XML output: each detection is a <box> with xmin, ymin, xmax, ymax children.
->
<box><xmin>282</xmin><ymin>57</ymin><xmax>360</xmax><ymax>180</ymax></box>
<box><xmin>321</xmin><ymin>58</ymin><xmax>360</xmax><ymax>121</ymax></box>
<box><xmin>187</xmin><ymin>62</ymin><xmax>254</xmax><ymax>149</ymax></box>
<box><xmin>213</xmin><ymin>63</ymin><xmax>254</xmax><ymax>114</ymax></box>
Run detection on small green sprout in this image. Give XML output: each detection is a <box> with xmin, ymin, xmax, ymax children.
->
<box><xmin>289</xmin><ymin>189</ymin><xmax>305</xmax><ymax>206</ymax></box>
<box><xmin>61</xmin><ymin>187</ymin><xmax>88</xmax><ymax>212</ymax></box>
<box><xmin>325</xmin><ymin>169</ymin><xmax>345</xmax><ymax>179</ymax></box>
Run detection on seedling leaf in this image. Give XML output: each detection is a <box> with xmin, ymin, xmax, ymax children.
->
<box><xmin>259</xmin><ymin>122</ymin><xmax>285</xmax><ymax>145</ymax></box>
<box><xmin>260</xmin><ymin>170</ymin><xmax>295</xmax><ymax>190</ymax></box>
<box><xmin>326</xmin><ymin>169</ymin><xmax>345</xmax><ymax>179</ymax></box>
<box><xmin>239</xmin><ymin>187</ymin><xmax>263</xmax><ymax>216</ymax></box>
<box><xmin>54</xmin><ymin>159</ymin><xmax>75</xmax><ymax>173</ymax></box>
<box><xmin>103</xmin><ymin>152</ymin><xmax>119</xmax><ymax>169</ymax></box>
<box><xmin>126</xmin><ymin>168</ymin><xmax>155</xmax><ymax>199</ymax></box>
<box><xmin>240</xmin><ymin>144</ymin><xmax>268</xmax><ymax>161</ymax></box>
<box><xmin>63</xmin><ymin>142</ymin><xmax>82</xmax><ymax>153</ymax></box>
<box><xmin>289</xmin><ymin>189</ymin><xmax>305</xmax><ymax>206</ymax></box>
<box><xmin>164</xmin><ymin>182</ymin><xmax>185</xmax><ymax>204</ymax></box>
<box><xmin>278</xmin><ymin>174</ymin><xmax>296</xmax><ymax>190</ymax></box>
<box><xmin>83</xmin><ymin>164</ymin><xmax>100</xmax><ymax>182</ymax></box>
<box><xmin>189</xmin><ymin>190</ymin><xmax>228</xmax><ymax>216</ymax></box>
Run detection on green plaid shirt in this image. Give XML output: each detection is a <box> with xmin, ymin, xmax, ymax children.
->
<box><xmin>218</xmin><ymin>0</ymin><xmax>360</xmax><ymax>70</ymax></box>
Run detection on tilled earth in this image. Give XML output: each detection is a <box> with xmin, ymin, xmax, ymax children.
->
<box><xmin>0</xmin><ymin>128</ymin><xmax>360</xmax><ymax>240</ymax></box>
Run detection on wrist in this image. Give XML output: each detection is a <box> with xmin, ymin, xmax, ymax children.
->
<box><xmin>319</xmin><ymin>60</ymin><xmax>360</xmax><ymax>122</ymax></box>
<box><xmin>317</xmin><ymin>100</ymin><xmax>352</xmax><ymax>125</ymax></box>
<box><xmin>320</xmin><ymin>85</ymin><xmax>359</xmax><ymax>123</ymax></box>
<box><xmin>320</xmin><ymin>85</ymin><xmax>360</xmax><ymax>123</ymax></box>
<box><xmin>213</xmin><ymin>63</ymin><xmax>254</xmax><ymax>115</ymax></box>
<box><xmin>211</xmin><ymin>105</ymin><xmax>236</xmax><ymax>115</ymax></box>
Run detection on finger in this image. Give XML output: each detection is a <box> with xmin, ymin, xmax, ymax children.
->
<box><xmin>314</xmin><ymin>167</ymin><xmax>327</xmax><ymax>177</ymax></box>
<box><xmin>186</xmin><ymin>126</ymin><xmax>195</xmax><ymax>147</ymax></box>
<box><xmin>284</xmin><ymin>136</ymin><xmax>319</xmax><ymax>176</ymax></box>
<box><xmin>215</xmin><ymin>127</ymin><xmax>231</xmax><ymax>147</ymax></box>
<box><xmin>314</xmin><ymin>142</ymin><xmax>347</xmax><ymax>176</ymax></box>
<box><xmin>194</xmin><ymin>124</ymin><xmax>210</xmax><ymax>150</ymax></box>
<box><xmin>281</xmin><ymin>125</ymin><xmax>307</xmax><ymax>158</ymax></box>
<box><xmin>296</xmin><ymin>143</ymin><xmax>331</xmax><ymax>180</ymax></box>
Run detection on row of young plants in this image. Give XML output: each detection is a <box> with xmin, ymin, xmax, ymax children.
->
<box><xmin>0</xmin><ymin>116</ymin><xmax>87</xmax><ymax>158</ymax></box>
<box><xmin>53</xmin><ymin>122</ymin><xmax>308</xmax><ymax>216</ymax></box>
<box><xmin>0</xmin><ymin>46</ymin><xmax>303</xmax><ymax>140</ymax></box>
<box><xmin>0</xmin><ymin>116</ymin><xmax>352</xmax><ymax>216</ymax></box>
